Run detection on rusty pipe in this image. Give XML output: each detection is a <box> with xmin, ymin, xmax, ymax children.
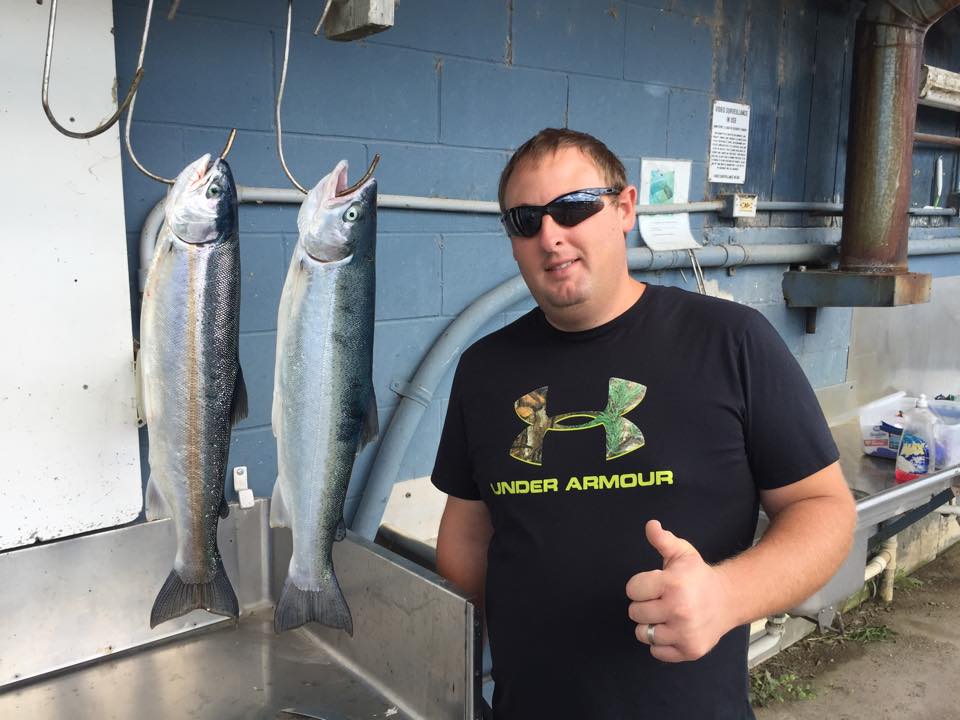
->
<box><xmin>839</xmin><ymin>0</ymin><xmax>960</xmax><ymax>273</ymax></box>
<box><xmin>915</xmin><ymin>132</ymin><xmax>960</xmax><ymax>148</ymax></box>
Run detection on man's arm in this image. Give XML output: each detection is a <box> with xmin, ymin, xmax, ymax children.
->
<box><xmin>626</xmin><ymin>461</ymin><xmax>856</xmax><ymax>663</ymax></box>
<box><xmin>436</xmin><ymin>496</ymin><xmax>494</xmax><ymax>610</ymax></box>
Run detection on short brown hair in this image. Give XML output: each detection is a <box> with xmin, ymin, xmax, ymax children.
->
<box><xmin>497</xmin><ymin>128</ymin><xmax>627</xmax><ymax>211</ymax></box>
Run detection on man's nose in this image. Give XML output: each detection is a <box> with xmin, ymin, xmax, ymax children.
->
<box><xmin>537</xmin><ymin>213</ymin><xmax>564</xmax><ymax>249</ymax></box>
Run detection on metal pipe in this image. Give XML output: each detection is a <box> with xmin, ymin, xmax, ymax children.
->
<box><xmin>838</xmin><ymin>0</ymin><xmax>960</xmax><ymax>273</ymax></box>
<box><xmin>351</xmin><ymin>244</ymin><xmax>840</xmax><ymax>535</ymax></box>
<box><xmin>879</xmin><ymin>536</ymin><xmax>898</xmax><ymax>603</ymax></box>
<box><xmin>137</xmin><ymin>187</ymin><xmax>960</xmax><ymax>291</ymax></box>
<box><xmin>915</xmin><ymin>132</ymin><xmax>960</xmax><ymax>149</ymax></box>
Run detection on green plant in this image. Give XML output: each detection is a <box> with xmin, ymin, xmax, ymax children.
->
<box><xmin>846</xmin><ymin>624</ymin><xmax>896</xmax><ymax>643</ymax></box>
<box><xmin>749</xmin><ymin>669</ymin><xmax>816</xmax><ymax>707</ymax></box>
<box><xmin>894</xmin><ymin>571</ymin><xmax>924</xmax><ymax>591</ymax></box>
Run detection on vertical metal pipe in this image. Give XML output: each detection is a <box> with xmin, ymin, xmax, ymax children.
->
<box><xmin>839</xmin><ymin>0</ymin><xmax>960</xmax><ymax>273</ymax></box>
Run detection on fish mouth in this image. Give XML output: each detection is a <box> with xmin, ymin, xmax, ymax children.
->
<box><xmin>185</xmin><ymin>154</ymin><xmax>214</xmax><ymax>192</ymax></box>
<box><xmin>322</xmin><ymin>157</ymin><xmax>378</xmax><ymax>206</ymax></box>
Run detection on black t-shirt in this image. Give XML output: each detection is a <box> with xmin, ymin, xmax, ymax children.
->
<box><xmin>432</xmin><ymin>284</ymin><xmax>839</xmax><ymax>720</ymax></box>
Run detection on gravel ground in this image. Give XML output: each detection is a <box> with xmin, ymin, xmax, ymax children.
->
<box><xmin>752</xmin><ymin>538</ymin><xmax>960</xmax><ymax>720</ymax></box>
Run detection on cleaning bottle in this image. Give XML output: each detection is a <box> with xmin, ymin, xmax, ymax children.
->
<box><xmin>895</xmin><ymin>394</ymin><xmax>940</xmax><ymax>484</ymax></box>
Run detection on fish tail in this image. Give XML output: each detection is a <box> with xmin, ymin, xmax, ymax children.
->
<box><xmin>149</xmin><ymin>557</ymin><xmax>239</xmax><ymax>628</ymax></box>
<box><xmin>274</xmin><ymin>575</ymin><xmax>353</xmax><ymax>636</ymax></box>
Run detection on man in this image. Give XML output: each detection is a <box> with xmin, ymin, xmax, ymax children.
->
<box><xmin>431</xmin><ymin>128</ymin><xmax>856</xmax><ymax>719</ymax></box>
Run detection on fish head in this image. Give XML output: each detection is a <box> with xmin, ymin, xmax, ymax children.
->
<box><xmin>297</xmin><ymin>160</ymin><xmax>377</xmax><ymax>262</ymax></box>
<box><xmin>165</xmin><ymin>154</ymin><xmax>238</xmax><ymax>244</ymax></box>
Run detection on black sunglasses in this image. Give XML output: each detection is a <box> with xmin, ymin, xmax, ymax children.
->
<box><xmin>501</xmin><ymin>186</ymin><xmax>622</xmax><ymax>238</ymax></box>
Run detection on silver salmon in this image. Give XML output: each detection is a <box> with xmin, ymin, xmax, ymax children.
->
<box><xmin>139</xmin><ymin>154</ymin><xmax>247</xmax><ymax>628</ymax></box>
<box><xmin>271</xmin><ymin>159</ymin><xmax>378</xmax><ymax>635</ymax></box>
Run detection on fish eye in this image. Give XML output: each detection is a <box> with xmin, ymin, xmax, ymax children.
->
<box><xmin>206</xmin><ymin>184</ymin><xmax>221</xmax><ymax>198</ymax></box>
<box><xmin>343</xmin><ymin>203</ymin><xmax>362</xmax><ymax>222</ymax></box>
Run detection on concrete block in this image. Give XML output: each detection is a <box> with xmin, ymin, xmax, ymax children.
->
<box><xmin>120</xmin><ymin>123</ymin><xmax>182</xmax><ymax>233</ymax></box>
<box><xmin>376</xmin><ymin>234</ymin><xmax>443</xmax><ymax>320</ymax></box>
<box><xmin>667</xmin><ymin>89</ymin><xmax>711</xmax><ymax>162</ymax></box>
<box><xmin>624</xmin><ymin>6</ymin><xmax>713</xmax><ymax>92</ymax></box>
<box><xmin>382</xmin><ymin>0</ymin><xmax>508</xmax><ymax>61</ymax></box>
<box><xmin>689</xmin><ymin>161</ymin><xmax>708</xmax><ymax>202</ymax></box>
<box><xmin>238</xmin><ymin>234</ymin><xmax>286</xmax><ymax>333</ymax></box>
<box><xmin>441</xmin><ymin>233</ymin><xmax>519</xmax><ymax>316</ymax></box>
<box><xmin>236</xmin><ymin>331</ymin><xmax>277</xmax><ymax>430</ymax></box>
<box><xmin>373</xmin><ymin>317</ymin><xmax>450</xmax><ymax>408</ymax></box>
<box><xmin>910</xmin><ymin>254</ymin><xmax>960</xmax><ymax>280</ymax></box>
<box><xmin>228</xmin><ymin>427</ymin><xmax>278</xmax><ymax>499</ymax></box>
<box><xmin>567</xmin><ymin>76</ymin><xmax>668</xmax><ymax>159</ymax></box>
<box><xmin>440</xmin><ymin>59</ymin><xmax>566</xmax><ymax>149</ymax></box>
<box><xmin>183</xmin><ymin>128</ymin><xmax>368</xmax><ymax>195</ymax></box>
<box><xmin>277</xmin><ymin>35</ymin><xmax>439</xmax><ymax>142</ymax></box>
<box><xmin>672</xmin><ymin>0</ymin><xmax>717</xmax><ymax>17</ymax></box>
<box><xmin>798</xmin><ymin>346</ymin><xmax>849</xmax><ymax>389</ymax></box>
<box><xmin>513</xmin><ymin>0</ymin><xmax>625</xmax><ymax>78</ymax></box>
<box><xmin>801</xmin><ymin>307</ymin><xmax>853</xmax><ymax>354</ymax></box>
<box><xmin>755</xmin><ymin>302</ymin><xmax>805</xmax><ymax>355</ymax></box>
<box><xmin>717</xmin><ymin>265</ymin><xmax>789</xmax><ymax>305</ymax></box>
<box><xmin>375</xmin><ymin>143</ymin><xmax>509</xmax><ymax>201</ymax></box>
<box><xmin>115</xmin><ymin>7</ymin><xmax>274</xmax><ymax>130</ymax></box>
<box><xmin>240</xmin><ymin>205</ymin><xmax>299</xmax><ymax>235</ymax></box>
<box><xmin>379</xmin><ymin>209</ymin><xmax>502</xmax><ymax>235</ymax></box>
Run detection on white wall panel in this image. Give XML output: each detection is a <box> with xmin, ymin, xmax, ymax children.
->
<box><xmin>0</xmin><ymin>0</ymin><xmax>143</xmax><ymax>549</ymax></box>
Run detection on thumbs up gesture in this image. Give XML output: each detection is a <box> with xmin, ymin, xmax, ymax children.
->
<box><xmin>625</xmin><ymin>520</ymin><xmax>736</xmax><ymax>663</ymax></box>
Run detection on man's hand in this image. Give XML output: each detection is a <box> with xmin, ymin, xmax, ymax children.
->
<box><xmin>625</xmin><ymin>519</ymin><xmax>736</xmax><ymax>663</ymax></box>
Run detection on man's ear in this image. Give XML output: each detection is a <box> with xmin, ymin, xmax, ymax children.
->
<box><xmin>618</xmin><ymin>185</ymin><xmax>638</xmax><ymax>234</ymax></box>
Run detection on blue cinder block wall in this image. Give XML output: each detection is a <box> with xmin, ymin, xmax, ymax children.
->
<box><xmin>114</xmin><ymin>0</ymin><xmax>960</xmax><ymax>518</ymax></box>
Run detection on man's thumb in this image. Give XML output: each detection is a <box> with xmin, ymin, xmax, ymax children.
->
<box><xmin>645</xmin><ymin>519</ymin><xmax>692</xmax><ymax>563</ymax></box>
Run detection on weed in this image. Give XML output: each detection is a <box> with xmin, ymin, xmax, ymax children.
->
<box><xmin>749</xmin><ymin>669</ymin><xmax>816</xmax><ymax>707</ymax></box>
<box><xmin>894</xmin><ymin>571</ymin><xmax>924</xmax><ymax>591</ymax></box>
<box><xmin>846</xmin><ymin>624</ymin><xmax>896</xmax><ymax>643</ymax></box>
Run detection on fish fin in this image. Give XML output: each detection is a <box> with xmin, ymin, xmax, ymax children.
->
<box><xmin>273</xmin><ymin>576</ymin><xmax>353</xmax><ymax>636</ymax></box>
<box><xmin>335</xmin><ymin>518</ymin><xmax>347</xmax><ymax>542</ymax></box>
<box><xmin>219</xmin><ymin>495</ymin><xmax>230</xmax><ymax>519</ymax></box>
<box><xmin>145</xmin><ymin>476</ymin><xmax>172</xmax><ymax>521</ymax></box>
<box><xmin>270</xmin><ymin>481</ymin><xmax>290</xmax><ymax>528</ymax></box>
<box><xmin>149</xmin><ymin>558</ymin><xmax>239</xmax><ymax>628</ymax></box>
<box><xmin>357</xmin><ymin>392</ymin><xmax>379</xmax><ymax>453</ymax></box>
<box><xmin>230</xmin><ymin>363</ymin><xmax>248</xmax><ymax>426</ymax></box>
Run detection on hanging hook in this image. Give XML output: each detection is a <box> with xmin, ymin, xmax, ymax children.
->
<box><xmin>313</xmin><ymin>0</ymin><xmax>335</xmax><ymax>37</ymax></box>
<box><xmin>122</xmin><ymin>0</ymin><xmax>237</xmax><ymax>184</ymax></box>
<box><xmin>277</xmin><ymin>0</ymin><xmax>309</xmax><ymax>193</ymax></box>
<box><xmin>41</xmin><ymin>0</ymin><xmax>147</xmax><ymax>139</ymax></box>
<box><xmin>277</xmin><ymin>1</ymin><xmax>379</xmax><ymax>196</ymax></box>
<box><xmin>337</xmin><ymin>153</ymin><xmax>380</xmax><ymax>197</ymax></box>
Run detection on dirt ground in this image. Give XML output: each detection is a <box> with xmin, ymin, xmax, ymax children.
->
<box><xmin>752</xmin><ymin>539</ymin><xmax>960</xmax><ymax>720</ymax></box>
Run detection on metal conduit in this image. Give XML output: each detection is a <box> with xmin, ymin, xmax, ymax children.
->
<box><xmin>137</xmin><ymin>188</ymin><xmax>958</xmax><ymax>290</ymax></box>
<box><xmin>350</xmin><ymin>236</ymin><xmax>960</xmax><ymax>537</ymax></box>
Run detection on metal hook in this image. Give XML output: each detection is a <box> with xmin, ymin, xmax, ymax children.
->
<box><xmin>337</xmin><ymin>153</ymin><xmax>380</xmax><ymax>197</ymax></box>
<box><xmin>313</xmin><ymin>0</ymin><xmax>336</xmax><ymax>37</ymax></box>
<box><xmin>277</xmin><ymin>1</ymin><xmax>379</xmax><ymax>196</ymax></box>
<box><xmin>122</xmin><ymin>0</ymin><xmax>237</xmax><ymax>184</ymax></box>
<box><xmin>277</xmin><ymin>0</ymin><xmax>309</xmax><ymax>194</ymax></box>
<box><xmin>41</xmin><ymin>0</ymin><xmax>147</xmax><ymax>139</ymax></box>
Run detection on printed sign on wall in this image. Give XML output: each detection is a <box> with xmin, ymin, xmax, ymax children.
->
<box><xmin>708</xmin><ymin>101</ymin><xmax>750</xmax><ymax>184</ymax></box>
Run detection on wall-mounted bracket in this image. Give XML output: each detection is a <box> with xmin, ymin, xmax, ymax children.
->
<box><xmin>782</xmin><ymin>269</ymin><xmax>932</xmax><ymax>309</ymax></box>
<box><xmin>322</xmin><ymin>0</ymin><xmax>394</xmax><ymax>41</ymax></box>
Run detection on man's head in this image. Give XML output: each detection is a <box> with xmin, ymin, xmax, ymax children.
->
<box><xmin>499</xmin><ymin>128</ymin><xmax>641</xmax><ymax>332</ymax></box>
<box><xmin>498</xmin><ymin>128</ymin><xmax>627</xmax><ymax>213</ymax></box>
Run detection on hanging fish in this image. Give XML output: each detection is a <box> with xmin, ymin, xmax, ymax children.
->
<box><xmin>271</xmin><ymin>158</ymin><xmax>379</xmax><ymax>635</ymax></box>
<box><xmin>138</xmin><ymin>154</ymin><xmax>247</xmax><ymax>628</ymax></box>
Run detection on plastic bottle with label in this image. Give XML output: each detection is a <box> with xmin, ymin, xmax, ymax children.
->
<box><xmin>894</xmin><ymin>394</ymin><xmax>940</xmax><ymax>484</ymax></box>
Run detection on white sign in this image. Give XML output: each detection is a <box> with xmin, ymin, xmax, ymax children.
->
<box><xmin>708</xmin><ymin>100</ymin><xmax>751</xmax><ymax>184</ymax></box>
<box><xmin>638</xmin><ymin>158</ymin><xmax>699</xmax><ymax>251</ymax></box>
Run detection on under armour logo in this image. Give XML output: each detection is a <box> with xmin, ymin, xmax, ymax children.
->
<box><xmin>510</xmin><ymin>378</ymin><xmax>646</xmax><ymax>466</ymax></box>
